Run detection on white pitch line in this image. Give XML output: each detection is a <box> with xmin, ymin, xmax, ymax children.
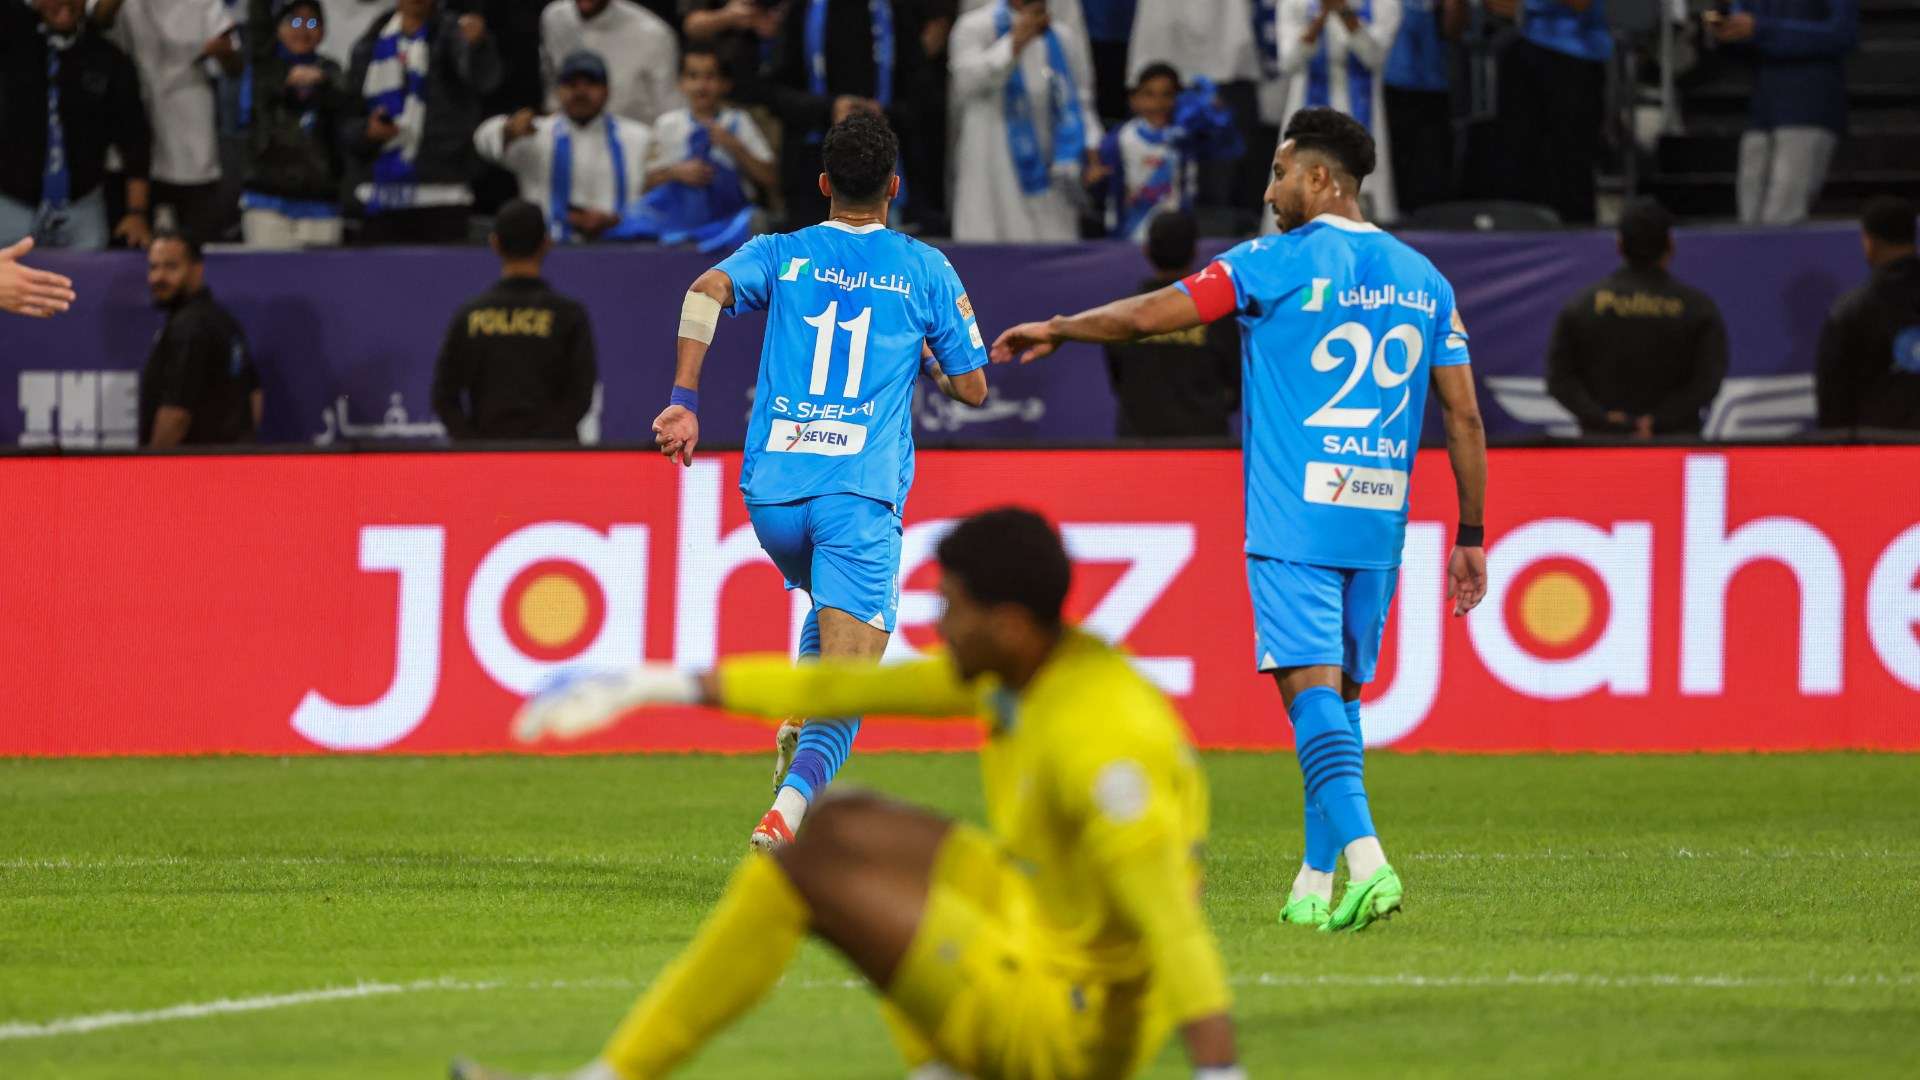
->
<box><xmin>5</xmin><ymin>970</ymin><xmax>1916</xmax><ymax>1042</ymax></box>
<box><xmin>0</xmin><ymin>978</ymin><xmax>495</xmax><ymax>1041</ymax></box>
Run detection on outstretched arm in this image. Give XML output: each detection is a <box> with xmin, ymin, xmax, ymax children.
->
<box><xmin>989</xmin><ymin>285</ymin><xmax>1206</xmax><ymax>364</ymax></box>
<box><xmin>0</xmin><ymin>238</ymin><xmax>75</xmax><ymax>318</ymax></box>
<box><xmin>512</xmin><ymin>655</ymin><xmax>981</xmax><ymax>744</ymax></box>
<box><xmin>653</xmin><ymin>268</ymin><xmax>735</xmax><ymax>466</ymax></box>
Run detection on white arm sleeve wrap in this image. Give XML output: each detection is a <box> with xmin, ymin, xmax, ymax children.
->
<box><xmin>679</xmin><ymin>290</ymin><xmax>722</xmax><ymax>344</ymax></box>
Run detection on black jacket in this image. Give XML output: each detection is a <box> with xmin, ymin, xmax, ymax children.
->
<box><xmin>340</xmin><ymin>8</ymin><xmax>503</xmax><ymax>207</ymax></box>
<box><xmin>1816</xmin><ymin>254</ymin><xmax>1920</xmax><ymax>432</ymax></box>
<box><xmin>1105</xmin><ymin>277</ymin><xmax>1241</xmax><ymax>438</ymax></box>
<box><xmin>243</xmin><ymin>0</ymin><xmax>346</xmax><ymax>202</ymax></box>
<box><xmin>432</xmin><ymin>276</ymin><xmax>597</xmax><ymax>441</ymax></box>
<box><xmin>1545</xmin><ymin>266</ymin><xmax>1729</xmax><ymax>435</ymax></box>
<box><xmin>140</xmin><ymin>288</ymin><xmax>260</xmax><ymax>446</ymax></box>
<box><xmin>764</xmin><ymin>0</ymin><xmax>931</xmax><ymax>215</ymax></box>
<box><xmin>0</xmin><ymin>8</ymin><xmax>150</xmax><ymax>206</ymax></box>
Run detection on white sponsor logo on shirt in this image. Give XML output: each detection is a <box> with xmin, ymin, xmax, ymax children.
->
<box><xmin>765</xmin><ymin>418</ymin><xmax>868</xmax><ymax>456</ymax></box>
<box><xmin>1303</xmin><ymin>461</ymin><xmax>1408</xmax><ymax>512</ymax></box>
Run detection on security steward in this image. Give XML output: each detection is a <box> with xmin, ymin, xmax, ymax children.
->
<box><xmin>1816</xmin><ymin>196</ymin><xmax>1920</xmax><ymax>432</ymax></box>
<box><xmin>431</xmin><ymin>199</ymin><xmax>598</xmax><ymax>442</ymax></box>
<box><xmin>1546</xmin><ymin>199</ymin><xmax>1729</xmax><ymax>438</ymax></box>
<box><xmin>1103</xmin><ymin>211</ymin><xmax>1241</xmax><ymax>438</ymax></box>
<box><xmin>141</xmin><ymin>230</ymin><xmax>261</xmax><ymax>448</ymax></box>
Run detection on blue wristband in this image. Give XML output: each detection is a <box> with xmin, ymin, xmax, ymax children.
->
<box><xmin>921</xmin><ymin>356</ymin><xmax>942</xmax><ymax>378</ymax></box>
<box><xmin>669</xmin><ymin>386</ymin><xmax>699</xmax><ymax>414</ymax></box>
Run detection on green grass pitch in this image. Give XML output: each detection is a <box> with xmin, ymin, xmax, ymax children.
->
<box><xmin>2</xmin><ymin>752</ymin><xmax>1917</xmax><ymax>1078</ymax></box>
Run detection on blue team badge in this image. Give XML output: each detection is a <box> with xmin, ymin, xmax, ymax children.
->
<box><xmin>1893</xmin><ymin>326</ymin><xmax>1920</xmax><ymax>374</ymax></box>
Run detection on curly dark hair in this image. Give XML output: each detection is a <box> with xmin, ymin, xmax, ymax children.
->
<box><xmin>1283</xmin><ymin>107</ymin><xmax>1376</xmax><ymax>183</ymax></box>
<box><xmin>936</xmin><ymin>508</ymin><xmax>1071</xmax><ymax>628</ymax></box>
<box><xmin>820</xmin><ymin>111</ymin><xmax>899</xmax><ymax>205</ymax></box>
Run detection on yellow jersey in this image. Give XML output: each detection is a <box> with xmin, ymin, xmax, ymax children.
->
<box><xmin>716</xmin><ymin>629</ymin><xmax>1231</xmax><ymax>1029</ymax></box>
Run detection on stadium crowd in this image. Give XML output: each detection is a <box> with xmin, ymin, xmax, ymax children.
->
<box><xmin>0</xmin><ymin>0</ymin><xmax>1866</xmax><ymax>250</ymax></box>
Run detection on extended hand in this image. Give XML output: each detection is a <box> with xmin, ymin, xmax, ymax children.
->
<box><xmin>114</xmin><ymin>213</ymin><xmax>152</xmax><ymax>249</ymax></box>
<box><xmin>1705</xmin><ymin>10</ymin><xmax>1755</xmax><ymax>41</ymax></box>
<box><xmin>1010</xmin><ymin>3</ymin><xmax>1050</xmax><ymax>49</ymax></box>
<box><xmin>512</xmin><ymin>664</ymin><xmax>706</xmax><ymax>744</ymax></box>
<box><xmin>504</xmin><ymin>107</ymin><xmax>538</xmax><ymax>141</ymax></box>
<box><xmin>652</xmin><ymin>403</ymin><xmax>700</xmax><ymax>466</ymax></box>
<box><xmin>367</xmin><ymin>109</ymin><xmax>400</xmax><ymax>144</ymax></box>
<box><xmin>989</xmin><ymin>320</ymin><xmax>1060</xmax><ymax>364</ymax></box>
<box><xmin>672</xmin><ymin>159</ymin><xmax>717</xmax><ymax>187</ymax></box>
<box><xmin>285</xmin><ymin>65</ymin><xmax>327</xmax><ymax>91</ymax></box>
<box><xmin>1447</xmin><ymin>545</ymin><xmax>1488</xmax><ymax>617</ymax></box>
<box><xmin>0</xmin><ymin>238</ymin><xmax>75</xmax><ymax>318</ymax></box>
<box><xmin>567</xmin><ymin>207</ymin><xmax>620</xmax><ymax>237</ymax></box>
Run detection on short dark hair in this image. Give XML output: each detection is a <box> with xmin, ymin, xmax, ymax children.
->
<box><xmin>492</xmin><ymin>199</ymin><xmax>547</xmax><ymax>259</ymax></box>
<box><xmin>936</xmin><ymin>508</ymin><xmax>1071</xmax><ymax>628</ymax></box>
<box><xmin>1132</xmin><ymin>61</ymin><xmax>1181</xmax><ymax>94</ymax></box>
<box><xmin>681</xmin><ymin>43</ymin><xmax>729</xmax><ymax>79</ymax></box>
<box><xmin>1145</xmin><ymin>210</ymin><xmax>1198</xmax><ymax>273</ymax></box>
<box><xmin>820</xmin><ymin>111</ymin><xmax>898</xmax><ymax>206</ymax></box>
<box><xmin>1862</xmin><ymin>196</ymin><xmax>1918</xmax><ymax>247</ymax></box>
<box><xmin>150</xmin><ymin>229</ymin><xmax>203</xmax><ymax>263</ymax></box>
<box><xmin>1283</xmin><ymin>106</ymin><xmax>1375</xmax><ymax>183</ymax></box>
<box><xmin>1618</xmin><ymin>197</ymin><xmax>1673</xmax><ymax>269</ymax></box>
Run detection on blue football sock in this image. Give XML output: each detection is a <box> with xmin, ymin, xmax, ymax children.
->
<box><xmin>1303</xmin><ymin>796</ymin><xmax>1340</xmax><ymax>873</ymax></box>
<box><xmin>781</xmin><ymin>607</ymin><xmax>861</xmax><ymax>802</ymax></box>
<box><xmin>796</xmin><ymin>608</ymin><xmax>822</xmax><ymax>660</ymax></box>
<box><xmin>1291</xmin><ymin>686</ymin><xmax>1376</xmax><ymax>846</ymax></box>
<box><xmin>1344</xmin><ymin>696</ymin><xmax>1364</xmax><ymax>743</ymax></box>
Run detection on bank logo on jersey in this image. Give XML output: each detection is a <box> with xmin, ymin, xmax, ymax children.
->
<box><xmin>779</xmin><ymin>257</ymin><xmax>811</xmax><ymax>282</ymax></box>
<box><xmin>1302</xmin><ymin>278</ymin><xmax>1332</xmax><ymax>312</ymax></box>
<box><xmin>1303</xmin><ymin>462</ymin><xmax>1408</xmax><ymax>511</ymax></box>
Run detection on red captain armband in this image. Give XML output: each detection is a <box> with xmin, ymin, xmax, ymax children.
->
<box><xmin>1179</xmin><ymin>262</ymin><xmax>1238</xmax><ymax>323</ymax></box>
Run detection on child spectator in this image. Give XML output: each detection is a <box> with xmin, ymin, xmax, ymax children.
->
<box><xmin>240</xmin><ymin>0</ymin><xmax>347</xmax><ymax>246</ymax></box>
<box><xmin>1099</xmin><ymin>63</ymin><xmax>1185</xmax><ymax>241</ymax></box>
<box><xmin>627</xmin><ymin>46</ymin><xmax>774</xmax><ymax>249</ymax></box>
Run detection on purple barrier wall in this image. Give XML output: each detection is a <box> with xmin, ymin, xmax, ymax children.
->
<box><xmin>1</xmin><ymin>224</ymin><xmax>1865</xmax><ymax>448</ymax></box>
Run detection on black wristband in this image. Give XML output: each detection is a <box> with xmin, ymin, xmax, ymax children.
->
<box><xmin>1456</xmin><ymin>523</ymin><xmax>1485</xmax><ymax>548</ymax></box>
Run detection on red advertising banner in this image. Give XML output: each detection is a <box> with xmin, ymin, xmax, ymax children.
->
<box><xmin>3</xmin><ymin>448</ymin><xmax>1917</xmax><ymax>757</ymax></box>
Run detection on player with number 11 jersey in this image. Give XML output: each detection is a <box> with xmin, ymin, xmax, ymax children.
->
<box><xmin>652</xmin><ymin>113</ymin><xmax>989</xmax><ymax>851</ymax></box>
<box><xmin>990</xmin><ymin>107</ymin><xmax>1490</xmax><ymax>935</ymax></box>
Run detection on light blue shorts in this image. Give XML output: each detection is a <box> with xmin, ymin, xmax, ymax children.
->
<box><xmin>1247</xmin><ymin>556</ymin><xmax>1400</xmax><ymax>684</ymax></box>
<box><xmin>748</xmin><ymin>493</ymin><xmax>902</xmax><ymax>632</ymax></box>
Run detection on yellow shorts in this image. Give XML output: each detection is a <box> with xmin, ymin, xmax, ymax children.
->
<box><xmin>884</xmin><ymin>825</ymin><xmax>1159</xmax><ymax>1080</ymax></box>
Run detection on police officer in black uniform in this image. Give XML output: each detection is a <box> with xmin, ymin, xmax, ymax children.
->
<box><xmin>141</xmin><ymin>230</ymin><xmax>260</xmax><ymax>447</ymax></box>
<box><xmin>1816</xmin><ymin>196</ymin><xmax>1920</xmax><ymax>433</ymax></box>
<box><xmin>431</xmin><ymin>199</ymin><xmax>597</xmax><ymax>442</ymax></box>
<box><xmin>1545</xmin><ymin>199</ymin><xmax>1729</xmax><ymax>438</ymax></box>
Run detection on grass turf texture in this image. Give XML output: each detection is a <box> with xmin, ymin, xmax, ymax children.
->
<box><xmin>2</xmin><ymin>753</ymin><xmax>1917</xmax><ymax>1078</ymax></box>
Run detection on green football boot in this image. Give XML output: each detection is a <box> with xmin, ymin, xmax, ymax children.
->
<box><xmin>1322</xmin><ymin>865</ymin><xmax>1403</xmax><ymax>933</ymax></box>
<box><xmin>1279</xmin><ymin>893</ymin><xmax>1331</xmax><ymax>928</ymax></box>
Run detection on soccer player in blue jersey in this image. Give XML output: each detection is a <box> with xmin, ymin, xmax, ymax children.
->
<box><xmin>653</xmin><ymin>113</ymin><xmax>991</xmax><ymax>851</ymax></box>
<box><xmin>991</xmin><ymin>107</ymin><xmax>1489</xmax><ymax>932</ymax></box>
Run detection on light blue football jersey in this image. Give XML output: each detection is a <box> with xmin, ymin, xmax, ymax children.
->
<box><xmin>715</xmin><ymin>221</ymin><xmax>988</xmax><ymax>510</ymax></box>
<box><xmin>1192</xmin><ymin>215</ymin><xmax>1471</xmax><ymax>570</ymax></box>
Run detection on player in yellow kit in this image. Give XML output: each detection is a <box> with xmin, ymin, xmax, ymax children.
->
<box><xmin>451</xmin><ymin>508</ymin><xmax>1243</xmax><ymax>1080</ymax></box>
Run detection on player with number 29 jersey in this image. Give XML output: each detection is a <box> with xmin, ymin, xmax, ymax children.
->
<box><xmin>717</xmin><ymin>222</ymin><xmax>988</xmax><ymax>513</ymax></box>
<box><xmin>1187</xmin><ymin>215</ymin><xmax>1470</xmax><ymax>572</ymax></box>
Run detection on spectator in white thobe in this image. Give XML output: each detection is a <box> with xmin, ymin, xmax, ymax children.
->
<box><xmin>948</xmin><ymin>0</ymin><xmax>1102</xmax><ymax>242</ymax></box>
<box><xmin>476</xmin><ymin>50</ymin><xmax>651</xmax><ymax>244</ymax></box>
<box><xmin>1274</xmin><ymin>0</ymin><xmax>1401</xmax><ymax>223</ymax></box>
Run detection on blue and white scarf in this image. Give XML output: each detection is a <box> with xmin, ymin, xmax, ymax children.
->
<box><xmin>1254</xmin><ymin>0</ymin><xmax>1281</xmax><ymax>80</ymax></box>
<box><xmin>549</xmin><ymin>115</ymin><xmax>630</xmax><ymax>244</ymax></box>
<box><xmin>360</xmin><ymin>13</ymin><xmax>431</xmax><ymax>212</ymax></box>
<box><xmin>36</xmin><ymin>28</ymin><xmax>76</xmax><ymax>239</ymax></box>
<box><xmin>608</xmin><ymin>115</ymin><xmax>752</xmax><ymax>252</ymax></box>
<box><xmin>805</xmin><ymin>0</ymin><xmax>894</xmax><ymax>124</ymax></box>
<box><xmin>993</xmin><ymin>2</ymin><xmax>1087</xmax><ymax>197</ymax></box>
<box><xmin>1305</xmin><ymin>0</ymin><xmax>1375</xmax><ymax>132</ymax></box>
<box><xmin>1109</xmin><ymin>119</ymin><xmax>1180</xmax><ymax>240</ymax></box>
